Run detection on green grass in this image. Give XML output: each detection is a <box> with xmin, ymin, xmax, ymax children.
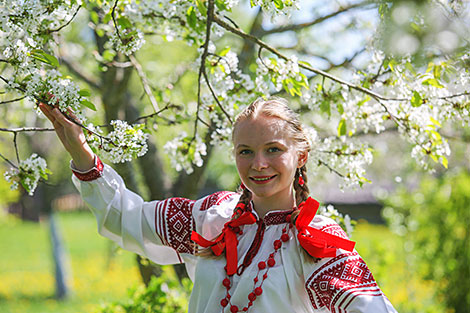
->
<box><xmin>0</xmin><ymin>211</ymin><xmax>141</xmax><ymax>313</ymax></box>
<box><xmin>0</xmin><ymin>213</ymin><xmax>442</xmax><ymax>313</ymax></box>
<box><xmin>353</xmin><ymin>222</ymin><xmax>443</xmax><ymax>313</ymax></box>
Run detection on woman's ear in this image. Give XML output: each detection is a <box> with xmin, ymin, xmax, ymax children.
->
<box><xmin>297</xmin><ymin>150</ymin><xmax>308</xmax><ymax>168</ymax></box>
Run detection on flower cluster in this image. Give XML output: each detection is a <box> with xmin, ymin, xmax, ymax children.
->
<box><xmin>255</xmin><ymin>55</ymin><xmax>308</xmax><ymax>97</ymax></box>
<box><xmin>4</xmin><ymin>154</ymin><xmax>51</xmax><ymax>196</ymax></box>
<box><xmin>86</xmin><ymin>121</ymin><xmax>149</xmax><ymax>163</ymax></box>
<box><xmin>309</xmin><ymin>137</ymin><xmax>374</xmax><ymax>190</ymax></box>
<box><xmin>109</xmin><ymin>28</ymin><xmax>145</xmax><ymax>56</ymax></box>
<box><xmin>318</xmin><ymin>204</ymin><xmax>355</xmax><ymax>237</ymax></box>
<box><xmin>163</xmin><ymin>132</ymin><xmax>207</xmax><ymax>175</ymax></box>
<box><xmin>250</xmin><ymin>0</ymin><xmax>300</xmax><ymax>19</ymax></box>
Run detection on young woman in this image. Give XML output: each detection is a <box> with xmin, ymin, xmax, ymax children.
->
<box><xmin>39</xmin><ymin>97</ymin><xmax>397</xmax><ymax>313</ymax></box>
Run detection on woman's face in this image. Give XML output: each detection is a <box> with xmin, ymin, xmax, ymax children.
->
<box><xmin>233</xmin><ymin>116</ymin><xmax>307</xmax><ymax>206</ymax></box>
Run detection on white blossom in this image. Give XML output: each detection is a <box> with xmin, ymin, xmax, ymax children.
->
<box><xmin>4</xmin><ymin>154</ymin><xmax>50</xmax><ymax>196</ymax></box>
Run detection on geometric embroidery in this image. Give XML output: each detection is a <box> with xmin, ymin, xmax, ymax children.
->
<box><xmin>155</xmin><ymin>197</ymin><xmax>195</xmax><ymax>257</ymax></box>
<box><xmin>320</xmin><ymin>223</ymin><xmax>349</xmax><ymax>240</ymax></box>
<box><xmin>305</xmin><ymin>252</ymin><xmax>381</xmax><ymax>313</ymax></box>
<box><xmin>200</xmin><ymin>191</ymin><xmax>236</xmax><ymax>211</ymax></box>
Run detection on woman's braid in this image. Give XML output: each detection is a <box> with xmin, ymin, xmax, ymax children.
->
<box><xmin>293</xmin><ymin>165</ymin><xmax>309</xmax><ymax>206</ymax></box>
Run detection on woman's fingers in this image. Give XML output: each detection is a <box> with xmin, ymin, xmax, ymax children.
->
<box><xmin>38</xmin><ymin>102</ymin><xmax>56</xmax><ymax>123</ymax></box>
<box><xmin>51</xmin><ymin>107</ymin><xmax>77</xmax><ymax>128</ymax></box>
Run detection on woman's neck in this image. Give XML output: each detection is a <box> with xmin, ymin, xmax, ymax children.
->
<box><xmin>251</xmin><ymin>193</ymin><xmax>296</xmax><ymax>218</ymax></box>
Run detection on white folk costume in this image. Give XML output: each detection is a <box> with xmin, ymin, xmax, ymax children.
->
<box><xmin>71</xmin><ymin>156</ymin><xmax>397</xmax><ymax>313</ymax></box>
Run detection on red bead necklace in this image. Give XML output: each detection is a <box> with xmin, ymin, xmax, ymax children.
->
<box><xmin>219</xmin><ymin>214</ymin><xmax>293</xmax><ymax>312</ymax></box>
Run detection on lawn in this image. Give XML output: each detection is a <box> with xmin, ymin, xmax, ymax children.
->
<box><xmin>0</xmin><ymin>211</ymin><xmax>441</xmax><ymax>313</ymax></box>
<box><xmin>0</xmin><ymin>211</ymin><xmax>141</xmax><ymax>313</ymax></box>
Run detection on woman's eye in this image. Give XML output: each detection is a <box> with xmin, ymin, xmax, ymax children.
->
<box><xmin>268</xmin><ymin>147</ymin><xmax>281</xmax><ymax>153</ymax></box>
<box><xmin>239</xmin><ymin>149</ymin><xmax>252</xmax><ymax>155</ymax></box>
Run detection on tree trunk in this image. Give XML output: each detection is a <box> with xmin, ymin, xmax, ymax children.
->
<box><xmin>48</xmin><ymin>212</ymin><xmax>72</xmax><ymax>300</ymax></box>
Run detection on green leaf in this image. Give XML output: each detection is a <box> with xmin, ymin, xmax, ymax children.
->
<box><xmin>320</xmin><ymin>100</ymin><xmax>331</xmax><ymax>116</ymax></box>
<box><xmin>80</xmin><ymin>99</ymin><xmax>97</xmax><ymax>111</ymax></box>
<box><xmin>337</xmin><ymin>102</ymin><xmax>344</xmax><ymax>115</ymax></box>
<box><xmin>219</xmin><ymin>46</ymin><xmax>230</xmax><ymax>57</ymax></box>
<box><xmin>90</xmin><ymin>11</ymin><xmax>99</xmax><ymax>24</ymax></box>
<box><xmin>337</xmin><ymin>119</ymin><xmax>347</xmax><ymax>137</ymax></box>
<box><xmin>30</xmin><ymin>50</ymin><xmax>59</xmax><ymax>68</ymax></box>
<box><xmin>102</xmin><ymin>49</ymin><xmax>116</xmax><ymax>62</ymax></box>
<box><xmin>117</xmin><ymin>16</ymin><xmax>132</xmax><ymax>29</ymax></box>
<box><xmin>411</xmin><ymin>91</ymin><xmax>422</xmax><ymax>107</ymax></box>
<box><xmin>187</xmin><ymin>6</ymin><xmax>197</xmax><ymax>29</ymax></box>
<box><xmin>78</xmin><ymin>89</ymin><xmax>91</xmax><ymax>97</ymax></box>
<box><xmin>196</xmin><ymin>0</ymin><xmax>207</xmax><ymax>16</ymax></box>
<box><xmin>357</xmin><ymin>96</ymin><xmax>370</xmax><ymax>107</ymax></box>
<box><xmin>430</xmin><ymin>116</ymin><xmax>442</xmax><ymax>128</ymax></box>
<box><xmin>422</xmin><ymin>78</ymin><xmax>444</xmax><ymax>88</ymax></box>
<box><xmin>440</xmin><ymin>156</ymin><xmax>448</xmax><ymax>169</ymax></box>
<box><xmin>103</xmin><ymin>12</ymin><xmax>112</xmax><ymax>24</ymax></box>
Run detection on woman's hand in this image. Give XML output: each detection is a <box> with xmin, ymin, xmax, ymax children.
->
<box><xmin>39</xmin><ymin>102</ymin><xmax>95</xmax><ymax>171</ymax></box>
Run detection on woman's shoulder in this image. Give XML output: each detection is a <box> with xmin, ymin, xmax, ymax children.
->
<box><xmin>195</xmin><ymin>191</ymin><xmax>240</xmax><ymax>212</ymax></box>
<box><xmin>193</xmin><ymin>191</ymin><xmax>240</xmax><ymax>239</ymax></box>
<box><xmin>308</xmin><ymin>214</ymin><xmax>350</xmax><ymax>240</ymax></box>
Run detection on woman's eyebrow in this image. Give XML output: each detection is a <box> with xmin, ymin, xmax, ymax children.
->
<box><xmin>236</xmin><ymin>144</ymin><xmax>250</xmax><ymax>149</ymax></box>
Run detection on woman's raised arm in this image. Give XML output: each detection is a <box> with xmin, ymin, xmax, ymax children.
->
<box><xmin>38</xmin><ymin>102</ymin><xmax>94</xmax><ymax>171</ymax></box>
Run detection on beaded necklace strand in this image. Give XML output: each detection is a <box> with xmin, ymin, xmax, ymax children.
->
<box><xmin>219</xmin><ymin>213</ymin><xmax>293</xmax><ymax>312</ymax></box>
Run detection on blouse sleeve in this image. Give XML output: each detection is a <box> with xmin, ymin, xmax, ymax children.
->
<box><xmin>71</xmin><ymin>157</ymin><xmax>224</xmax><ymax>266</ymax></box>
<box><xmin>302</xmin><ymin>217</ymin><xmax>398</xmax><ymax>313</ymax></box>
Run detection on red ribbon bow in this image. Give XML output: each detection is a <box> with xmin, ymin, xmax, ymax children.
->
<box><xmin>296</xmin><ymin>197</ymin><xmax>356</xmax><ymax>258</ymax></box>
<box><xmin>191</xmin><ymin>210</ymin><xmax>257</xmax><ymax>276</ymax></box>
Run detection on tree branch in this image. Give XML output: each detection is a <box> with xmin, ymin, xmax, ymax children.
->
<box><xmin>194</xmin><ymin>0</ymin><xmax>215</xmax><ymax>138</ymax></box>
<box><xmin>48</xmin><ymin>5</ymin><xmax>82</xmax><ymax>33</ymax></box>
<box><xmin>260</xmin><ymin>2</ymin><xmax>369</xmax><ymax>36</ymax></box>
<box><xmin>0</xmin><ymin>126</ymin><xmax>55</xmax><ymax>133</ymax></box>
<box><xmin>318</xmin><ymin>159</ymin><xmax>345</xmax><ymax>178</ymax></box>
<box><xmin>0</xmin><ymin>151</ymin><xmax>17</xmax><ymax>169</ymax></box>
<box><xmin>60</xmin><ymin>57</ymin><xmax>100</xmax><ymax>89</ymax></box>
<box><xmin>0</xmin><ymin>96</ymin><xmax>26</xmax><ymax>104</ymax></box>
<box><xmin>213</xmin><ymin>14</ymin><xmax>407</xmax><ymax>102</ymax></box>
<box><xmin>129</xmin><ymin>54</ymin><xmax>159</xmax><ymax>112</ymax></box>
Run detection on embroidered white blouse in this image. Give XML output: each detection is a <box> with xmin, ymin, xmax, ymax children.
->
<box><xmin>72</xmin><ymin>159</ymin><xmax>398</xmax><ymax>313</ymax></box>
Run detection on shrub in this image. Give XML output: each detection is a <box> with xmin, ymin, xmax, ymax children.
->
<box><xmin>383</xmin><ymin>170</ymin><xmax>470</xmax><ymax>313</ymax></box>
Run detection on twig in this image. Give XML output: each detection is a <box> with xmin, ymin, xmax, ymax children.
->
<box><xmin>129</xmin><ymin>55</ymin><xmax>159</xmax><ymax>112</ymax></box>
<box><xmin>213</xmin><ymin>15</ymin><xmax>407</xmax><ymax>102</ymax></box>
<box><xmin>202</xmin><ymin>70</ymin><xmax>233</xmax><ymax>123</ymax></box>
<box><xmin>259</xmin><ymin>2</ymin><xmax>369</xmax><ymax>36</ymax></box>
<box><xmin>436</xmin><ymin>91</ymin><xmax>470</xmax><ymax>100</ymax></box>
<box><xmin>0</xmin><ymin>74</ymin><xmax>116</xmax><ymax>146</ymax></box>
<box><xmin>48</xmin><ymin>5</ymin><xmax>82</xmax><ymax>33</ymax></box>
<box><xmin>13</xmin><ymin>132</ymin><xmax>20</xmax><ymax>163</ymax></box>
<box><xmin>111</xmin><ymin>0</ymin><xmax>123</xmax><ymax>43</ymax></box>
<box><xmin>194</xmin><ymin>0</ymin><xmax>216</xmax><ymax>139</ymax></box>
<box><xmin>0</xmin><ymin>96</ymin><xmax>26</xmax><ymax>104</ymax></box>
<box><xmin>318</xmin><ymin>159</ymin><xmax>345</xmax><ymax>178</ymax></box>
<box><xmin>0</xmin><ymin>126</ymin><xmax>55</xmax><ymax>133</ymax></box>
<box><xmin>61</xmin><ymin>57</ymin><xmax>100</xmax><ymax>89</ymax></box>
<box><xmin>0</xmin><ymin>151</ymin><xmax>17</xmax><ymax>169</ymax></box>
<box><xmin>131</xmin><ymin>103</ymin><xmax>173</xmax><ymax>123</ymax></box>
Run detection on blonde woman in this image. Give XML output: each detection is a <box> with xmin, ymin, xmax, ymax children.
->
<box><xmin>39</xmin><ymin>97</ymin><xmax>397</xmax><ymax>313</ymax></box>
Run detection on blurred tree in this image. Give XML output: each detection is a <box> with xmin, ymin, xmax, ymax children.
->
<box><xmin>0</xmin><ymin>0</ymin><xmax>469</xmax><ymax>289</ymax></box>
<box><xmin>384</xmin><ymin>170</ymin><xmax>470</xmax><ymax>313</ymax></box>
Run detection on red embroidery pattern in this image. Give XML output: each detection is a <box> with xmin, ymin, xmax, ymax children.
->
<box><xmin>264</xmin><ymin>210</ymin><xmax>294</xmax><ymax>226</ymax></box>
<box><xmin>155</xmin><ymin>198</ymin><xmax>195</xmax><ymax>257</ymax></box>
<box><xmin>200</xmin><ymin>191</ymin><xmax>236</xmax><ymax>211</ymax></box>
<box><xmin>305</xmin><ymin>252</ymin><xmax>381</xmax><ymax>313</ymax></box>
<box><xmin>320</xmin><ymin>223</ymin><xmax>349</xmax><ymax>240</ymax></box>
<box><xmin>72</xmin><ymin>156</ymin><xmax>104</xmax><ymax>181</ymax></box>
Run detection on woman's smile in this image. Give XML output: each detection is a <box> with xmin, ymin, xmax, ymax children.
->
<box><xmin>250</xmin><ymin>175</ymin><xmax>277</xmax><ymax>184</ymax></box>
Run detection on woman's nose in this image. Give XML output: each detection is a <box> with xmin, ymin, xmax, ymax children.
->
<box><xmin>251</xmin><ymin>153</ymin><xmax>268</xmax><ymax>171</ymax></box>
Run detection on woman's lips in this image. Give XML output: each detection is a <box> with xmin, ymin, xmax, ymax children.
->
<box><xmin>249</xmin><ymin>175</ymin><xmax>277</xmax><ymax>184</ymax></box>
